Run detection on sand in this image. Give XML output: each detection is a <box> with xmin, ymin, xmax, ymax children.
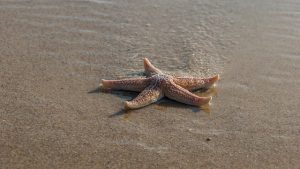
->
<box><xmin>1</xmin><ymin>0</ymin><xmax>300</xmax><ymax>168</ymax></box>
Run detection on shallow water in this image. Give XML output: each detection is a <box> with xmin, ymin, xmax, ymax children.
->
<box><xmin>1</xmin><ymin>0</ymin><xmax>300</xmax><ymax>168</ymax></box>
<box><xmin>3</xmin><ymin>0</ymin><xmax>234</xmax><ymax>76</ymax></box>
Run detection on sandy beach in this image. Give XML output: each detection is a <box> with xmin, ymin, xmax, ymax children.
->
<box><xmin>1</xmin><ymin>0</ymin><xmax>300</xmax><ymax>168</ymax></box>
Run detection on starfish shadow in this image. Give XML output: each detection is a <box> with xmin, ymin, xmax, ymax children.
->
<box><xmin>156</xmin><ymin>99</ymin><xmax>211</xmax><ymax>113</ymax></box>
<box><xmin>88</xmin><ymin>87</ymin><xmax>102</xmax><ymax>94</ymax></box>
<box><xmin>88</xmin><ymin>85</ymin><xmax>216</xmax><ymax>118</ymax></box>
<box><xmin>88</xmin><ymin>87</ymin><xmax>139</xmax><ymax>117</ymax></box>
<box><xmin>107</xmin><ymin>101</ymin><xmax>205</xmax><ymax>118</ymax></box>
<box><xmin>108</xmin><ymin>108</ymin><xmax>136</xmax><ymax>118</ymax></box>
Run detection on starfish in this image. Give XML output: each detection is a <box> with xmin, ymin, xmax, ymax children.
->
<box><xmin>101</xmin><ymin>58</ymin><xmax>220</xmax><ymax>109</ymax></box>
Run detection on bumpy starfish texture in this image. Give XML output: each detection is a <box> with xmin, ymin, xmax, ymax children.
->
<box><xmin>101</xmin><ymin>58</ymin><xmax>220</xmax><ymax>109</ymax></box>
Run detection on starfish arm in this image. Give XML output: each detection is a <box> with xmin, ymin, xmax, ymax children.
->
<box><xmin>173</xmin><ymin>75</ymin><xmax>220</xmax><ymax>91</ymax></box>
<box><xmin>124</xmin><ymin>85</ymin><xmax>163</xmax><ymax>109</ymax></box>
<box><xmin>101</xmin><ymin>78</ymin><xmax>150</xmax><ymax>92</ymax></box>
<box><xmin>143</xmin><ymin>58</ymin><xmax>162</xmax><ymax>76</ymax></box>
<box><xmin>164</xmin><ymin>80</ymin><xmax>212</xmax><ymax>106</ymax></box>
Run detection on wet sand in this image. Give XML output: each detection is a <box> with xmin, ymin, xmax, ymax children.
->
<box><xmin>1</xmin><ymin>0</ymin><xmax>300</xmax><ymax>168</ymax></box>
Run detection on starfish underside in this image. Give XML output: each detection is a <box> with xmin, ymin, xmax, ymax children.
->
<box><xmin>101</xmin><ymin>58</ymin><xmax>220</xmax><ymax>109</ymax></box>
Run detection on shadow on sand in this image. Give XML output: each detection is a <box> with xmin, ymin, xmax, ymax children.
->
<box><xmin>88</xmin><ymin>86</ymin><xmax>217</xmax><ymax>118</ymax></box>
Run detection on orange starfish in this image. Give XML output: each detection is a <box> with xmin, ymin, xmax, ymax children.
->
<box><xmin>101</xmin><ymin>58</ymin><xmax>220</xmax><ymax>109</ymax></box>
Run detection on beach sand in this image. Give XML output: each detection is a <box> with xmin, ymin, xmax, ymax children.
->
<box><xmin>1</xmin><ymin>0</ymin><xmax>299</xmax><ymax>168</ymax></box>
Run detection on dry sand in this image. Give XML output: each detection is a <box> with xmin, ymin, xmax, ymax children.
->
<box><xmin>1</xmin><ymin>0</ymin><xmax>300</xmax><ymax>168</ymax></box>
